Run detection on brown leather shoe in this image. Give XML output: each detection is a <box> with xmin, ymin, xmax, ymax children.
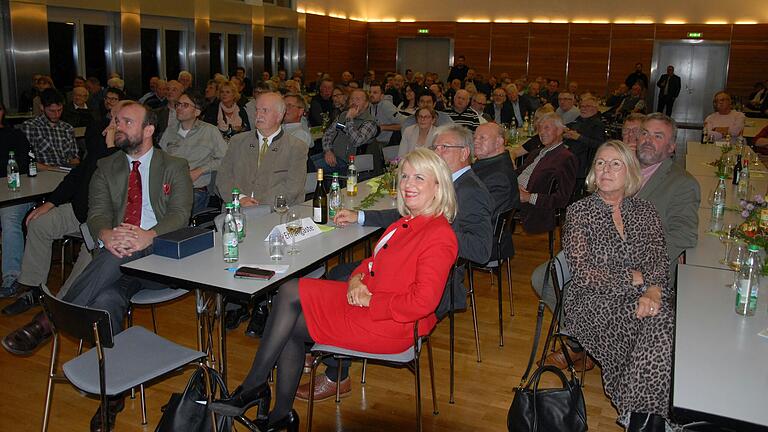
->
<box><xmin>1</xmin><ymin>312</ymin><xmax>51</xmax><ymax>356</ymax></box>
<box><xmin>540</xmin><ymin>346</ymin><xmax>595</xmax><ymax>372</ymax></box>
<box><xmin>295</xmin><ymin>374</ymin><xmax>351</xmax><ymax>401</ymax></box>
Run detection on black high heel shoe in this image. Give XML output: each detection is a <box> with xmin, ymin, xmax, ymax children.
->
<box><xmin>264</xmin><ymin>409</ymin><xmax>299</xmax><ymax>432</ymax></box>
<box><xmin>209</xmin><ymin>383</ymin><xmax>271</xmax><ymax>417</ymax></box>
<box><xmin>627</xmin><ymin>412</ymin><xmax>664</xmax><ymax>432</ymax></box>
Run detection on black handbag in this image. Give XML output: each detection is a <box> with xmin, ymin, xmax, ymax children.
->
<box><xmin>507</xmin><ymin>301</ymin><xmax>588</xmax><ymax>432</ymax></box>
<box><xmin>155</xmin><ymin>365</ymin><xmax>233</xmax><ymax>432</ymax></box>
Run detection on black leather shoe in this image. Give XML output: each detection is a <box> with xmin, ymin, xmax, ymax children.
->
<box><xmin>628</xmin><ymin>412</ymin><xmax>665</xmax><ymax>432</ymax></box>
<box><xmin>224</xmin><ymin>305</ymin><xmax>249</xmax><ymax>330</ymax></box>
<box><xmin>244</xmin><ymin>303</ymin><xmax>269</xmax><ymax>339</ymax></box>
<box><xmin>209</xmin><ymin>383</ymin><xmax>271</xmax><ymax>417</ymax></box>
<box><xmin>90</xmin><ymin>396</ymin><xmax>125</xmax><ymax>432</ymax></box>
<box><xmin>1</xmin><ymin>312</ymin><xmax>51</xmax><ymax>356</ymax></box>
<box><xmin>264</xmin><ymin>409</ymin><xmax>299</xmax><ymax>432</ymax></box>
<box><xmin>2</xmin><ymin>285</ymin><xmax>41</xmax><ymax>316</ymax></box>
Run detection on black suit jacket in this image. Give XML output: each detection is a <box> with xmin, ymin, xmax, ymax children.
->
<box><xmin>564</xmin><ymin>114</ymin><xmax>607</xmax><ymax>179</ymax></box>
<box><xmin>484</xmin><ymin>101</ymin><xmax>515</xmax><ymax>126</ymax></box>
<box><xmin>472</xmin><ymin>153</ymin><xmax>520</xmax><ymax>259</ymax></box>
<box><xmin>516</xmin><ymin>144</ymin><xmax>577</xmax><ymax>234</ymax></box>
<box><xmin>364</xmin><ymin>168</ymin><xmax>493</xmax><ymax>316</ymax></box>
<box><xmin>656</xmin><ymin>74</ymin><xmax>682</xmax><ymax>98</ymax></box>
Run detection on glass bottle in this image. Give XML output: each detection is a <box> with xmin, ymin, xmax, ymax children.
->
<box><xmin>28</xmin><ymin>149</ymin><xmax>38</xmax><ymax>177</ymax></box>
<box><xmin>346</xmin><ymin>156</ymin><xmax>358</xmax><ymax>196</ymax></box>
<box><xmin>735</xmin><ymin>244</ymin><xmax>760</xmax><ymax>316</ymax></box>
<box><xmin>312</xmin><ymin>169</ymin><xmax>327</xmax><ymax>224</ymax></box>
<box><xmin>7</xmin><ymin>151</ymin><xmax>20</xmax><ymax>191</ymax></box>
<box><xmin>329</xmin><ymin>172</ymin><xmax>341</xmax><ymax>220</ymax></box>
<box><xmin>711</xmin><ymin>177</ymin><xmax>726</xmax><ymax>220</ymax></box>
<box><xmin>231</xmin><ymin>188</ymin><xmax>246</xmax><ymax>242</ymax></box>
<box><xmin>222</xmin><ymin>203</ymin><xmax>239</xmax><ymax>263</ymax></box>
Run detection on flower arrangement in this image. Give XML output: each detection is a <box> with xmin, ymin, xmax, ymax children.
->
<box><xmin>355</xmin><ymin>158</ymin><xmax>399</xmax><ymax>210</ymax></box>
<box><xmin>735</xmin><ymin>195</ymin><xmax>768</xmax><ymax>274</ymax></box>
<box><xmin>708</xmin><ymin>144</ymin><xmax>734</xmax><ymax>178</ymax></box>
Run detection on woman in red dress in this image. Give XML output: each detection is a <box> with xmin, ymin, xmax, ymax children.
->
<box><xmin>210</xmin><ymin>148</ymin><xmax>459</xmax><ymax>431</ymax></box>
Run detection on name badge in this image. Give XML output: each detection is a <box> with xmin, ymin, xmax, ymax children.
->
<box><xmin>264</xmin><ymin>217</ymin><xmax>323</xmax><ymax>243</ymax></box>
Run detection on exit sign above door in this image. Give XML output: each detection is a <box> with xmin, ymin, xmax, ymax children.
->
<box><xmin>687</xmin><ymin>32</ymin><xmax>703</xmax><ymax>38</ymax></box>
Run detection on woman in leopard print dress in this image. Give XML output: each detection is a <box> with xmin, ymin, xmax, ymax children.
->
<box><xmin>563</xmin><ymin>140</ymin><xmax>673</xmax><ymax>431</ymax></box>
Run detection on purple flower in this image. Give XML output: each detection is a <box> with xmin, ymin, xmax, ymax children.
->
<box><xmin>747</xmin><ymin>203</ymin><xmax>756</xmax><ymax>211</ymax></box>
<box><xmin>740</xmin><ymin>199</ymin><xmax>748</xmax><ymax>208</ymax></box>
<box><xmin>758</xmin><ymin>195</ymin><xmax>767</xmax><ymax>204</ymax></box>
<box><xmin>742</xmin><ymin>210</ymin><xmax>751</xmax><ymax>218</ymax></box>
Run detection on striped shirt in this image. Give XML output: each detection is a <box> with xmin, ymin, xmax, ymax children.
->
<box><xmin>445</xmin><ymin>107</ymin><xmax>480</xmax><ymax>131</ymax></box>
<box><xmin>518</xmin><ymin>142</ymin><xmax>563</xmax><ymax>205</ymax></box>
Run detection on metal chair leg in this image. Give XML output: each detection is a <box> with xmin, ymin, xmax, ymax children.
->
<box><xmin>60</xmin><ymin>239</ymin><xmax>70</xmax><ymax>284</ymax></box>
<box><xmin>336</xmin><ymin>356</ymin><xmax>343</xmax><ymax>403</ymax></box>
<box><xmin>42</xmin><ymin>334</ymin><xmax>59</xmax><ymax>432</ymax></box>
<box><xmin>414</xmin><ymin>354</ymin><xmax>422</xmax><ymax>432</ymax></box>
<box><xmin>139</xmin><ymin>383</ymin><xmax>147</xmax><ymax>425</ymax></box>
<box><xmin>449</xmin><ymin>310</ymin><xmax>455</xmax><ymax>404</ymax></box>
<box><xmin>426</xmin><ymin>340</ymin><xmax>438</xmax><ymax>415</ymax></box>
<box><xmin>505</xmin><ymin>258</ymin><xmax>515</xmax><ymax>316</ymax></box>
<box><xmin>150</xmin><ymin>305</ymin><xmax>158</xmax><ymax>333</ymax></box>
<box><xmin>361</xmin><ymin>359</ymin><xmax>367</xmax><ymax>384</ymax></box>
<box><xmin>496</xmin><ymin>264</ymin><xmax>504</xmax><ymax>347</ymax></box>
<box><xmin>468</xmin><ymin>266</ymin><xmax>481</xmax><ymax>362</ymax></box>
<box><xmin>306</xmin><ymin>356</ymin><xmax>321</xmax><ymax>432</ymax></box>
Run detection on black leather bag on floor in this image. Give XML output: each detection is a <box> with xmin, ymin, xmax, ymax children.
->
<box><xmin>507</xmin><ymin>301</ymin><xmax>588</xmax><ymax>432</ymax></box>
<box><xmin>155</xmin><ymin>365</ymin><xmax>233</xmax><ymax>432</ymax></box>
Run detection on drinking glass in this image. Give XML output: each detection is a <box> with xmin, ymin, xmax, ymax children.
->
<box><xmin>719</xmin><ymin>224</ymin><xmax>736</xmax><ymax>264</ymax></box>
<box><xmin>268</xmin><ymin>232</ymin><xmax>286</xmax><ymax>261</ymax></box>
<box><xmin>726</xmin><ymin>241</ymin><xmax>747</xmax><ymax>289</ymax></box>
<box><xmin>286</xmin><ymin>210</ymin><xmax>302</xmax><ymax>255</ymax></box>
<box><xmin>274</xmin><ymin>194</ymin><xmax>288</xmax><ymax>223</ymax></box>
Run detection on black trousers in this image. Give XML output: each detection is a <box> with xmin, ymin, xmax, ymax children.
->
<box><xmin>657</xmin><ymin>96</ymin><xmax>676</xmax><ymax>116</ymax></box>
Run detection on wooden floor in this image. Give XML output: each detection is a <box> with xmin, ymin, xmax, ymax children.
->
<box><xmin>0</xmin><ymin>229</ymin><xmax>626</xmax><ymax>432</ymax></box>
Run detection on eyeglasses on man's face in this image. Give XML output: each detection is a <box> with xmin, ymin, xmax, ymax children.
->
<box><xmin>429</xmin><ymin>144</ymin><xmax>464</xmax><ymax>151</ymax></box>
<box><xmin>174</xmin><ymin>101</ymin><xmax>197</xmax><ymax>110</ymax></box>
<box><xmin>594</xmin><ymin>158</ymin><xmax>625</xmax><ymax>172</ymax></box>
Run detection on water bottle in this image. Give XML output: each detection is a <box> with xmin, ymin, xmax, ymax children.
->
<box><xmin>738</xmin><ymin>160</ymin><xmax>750</xmax><ymax>199</ymax></box>
<box><xmin>346</xmin><ymin>156</ymin><xmax>358</xmax><ymax>196</ymax></box>
<box><xmin>711</xmin><ymin>177</ymin><xmax>726</xmax><ymax>220</ymax></box>
<box><xmin>735</xmin><ymin>244</ymin><xmax>760</xmax><ymax>316</ymax></box>
<box><xmin>329</xmin><ymin>172</ymin><xmax>341</xmax><ymax>220</ymax></box>
<box><xmin>28</xmin><ymin>149</ymin><xmax>38</xmax><ymax>177</ymax></box>
<box><xmin>231</xmin><ymin>188</ymin><xmax>246</xmax><ymax>242</ymax></box>
<box><xmin>522</xmin><ymin>115</ymin><xmax>530</xmax><ymax>137</ymax></box>
<box><xmin>7</xmin><ymin>151</ymin><xmax>20</xmax><ymax>191</ymax></box>
<box><xmin>222</xmin><ymin>203</ymin><xmax>239</xmax><ymax>263</ymax></box>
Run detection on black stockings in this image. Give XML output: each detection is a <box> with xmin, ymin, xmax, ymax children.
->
<box><xmin>241</xmin><ymin>279</ymin><xmax>313</xmax><ymax>421</ymax></box>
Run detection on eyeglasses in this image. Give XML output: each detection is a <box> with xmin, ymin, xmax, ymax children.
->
<box><xmin>175</xmin><ymin>102</ymin><xmax>197</xmax><ymax>110</ymax></box>
<box><xmin>429</xmin><ymin>144</ymin><xmax>464</xmax><ymax>151</ymax></box>
<box><xmin>622</xmin><ymin>127</ymin><xmax>642</xmax><ymax>136</ymax></box>
<box><xmin>594</xmin><ymin>159</ymin><xmax>625</xmax><ymax>172</ymax></box>
<box><xmin>417</xmin><ymin>115</ymin><xmax>434</xmax><ymax>120</ymax></box>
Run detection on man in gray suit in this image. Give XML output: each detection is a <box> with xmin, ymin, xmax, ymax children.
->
<box><xmin>297</xmin><ymin>124</ymin><xmax>493</xmax><ymax>401</ymax></box>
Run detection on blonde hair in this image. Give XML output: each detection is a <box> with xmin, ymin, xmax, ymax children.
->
<box><xmin>218</xmin><ymin>80</ymin><xmax>241</xmax><ymax>102</ymax></box>
<box><xmin>585</xmin><ymin>140</ymin><xmax>642</xmax><ymax>196</ymax></box>
<box><xmin>396</xmin><ymin>148</ymin><xmax>457</xmax><ymax>223</ymax></box>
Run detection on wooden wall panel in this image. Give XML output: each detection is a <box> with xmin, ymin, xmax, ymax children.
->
<box><xmin>528</xmin><ymin>23</ymin><xmax>568</xmax><ymax>83</ymax></box>
<box><xmin>655</xmin><ymin>24</ymin><xmax>731</xmax><ymax>41</ymax></box>
<box><xmin>489</xmin><ymin>23</ymin><xmax>529</xmax><ymax>78</ymax></box>
<box><xmin>367</xmin><ymin>23</ymin><xmax>398</xmax><ymax>73</ymax></box>
<box><xmin>732</xmin><ymin>24</ymin><xmax>768</xmax><ymax>41</ymax></box>
<box><xmin>348</xmin><ymin>20</ymin><xmax>368</xmax><ymax>80</ymax></box>
<box><xmin>305</xmin><ymin>14</ymin><xmax>329</xmax><ymax>81</ymax></box>
<box><xmin>397</xmin><ymin>22</ymin><xmax>455</xmax><ymax>38</ymax></box>
<box><xmin>727</xmin><ymin>42</ymin><xmax>768</xmax><ymax>97</ymax></box>
<box><xmin>607</xmin><ymin>24</ymin><xmax>654</xmax><ymax>96</ymax></box>
<box><xmin>454</xmin><ymin>23</ymin><xmax>491</xmax><ymax>75</ymax></box>
<box><xmin>327</xmin><ymin>17</ymin><xmax>350</xmax><ymax>81</ymax></box>
<box><xmin>567</xmin><ymin>24</ymin><xmax>611</xmax><ymax>95</ymax></box>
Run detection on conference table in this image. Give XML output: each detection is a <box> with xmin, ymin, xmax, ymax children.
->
<box><xmin>744</xmin><ymin>117</ymin><xmax>767</xmax><ymax>139</ymax></box>
<box><xmin>676</xmin><ymin>143</ymin><xmax>768</xmax><ymax>429</ymax></box>
<box><xmin>0</xmin><ymin>170</ymin><xmax>67</xmax><ymax>208</ymax></box>
<box><xmin>122</xmin><ymin>177</ymin><xmax>396</xmax><ymax>382</ymax></box>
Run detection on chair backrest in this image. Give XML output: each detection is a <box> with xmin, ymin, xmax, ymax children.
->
<box><xmin>550</xmin><ymin>250</ymin><xmax>571</xmax><ymax>293</ymax></box>
<box><xmin>355</xmin><ymin>154</ymin><xmax>374</xmax><ymax>172</ymax></box>
<box><xmin>493</xmin><ymin>207</ymin><xmax>517</xmax><ymax>248</ymax></box>
<box><xmin>382</xmin><ymin>145</ymin><xmax>400</xmax><ymax>163</ymax></box>
<box><xmin>40</xmin><ymin>285</ymin><xmax>114</xmax><ymax>348</ymax></box>
<box><xmin>305</xmin><ymin>172</ymin><xmax>317</xmax><ymax>193</ymax></box>
<box><xmin>80</xmin><ymin>222</ymin><xmax>96</xmax><ymax>251</ymax></box>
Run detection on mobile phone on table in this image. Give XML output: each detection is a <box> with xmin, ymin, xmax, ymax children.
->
<box><xmin>234</xmin><ymin>267</ymin><xmax>275</xmax><ymax>280</ymax></box>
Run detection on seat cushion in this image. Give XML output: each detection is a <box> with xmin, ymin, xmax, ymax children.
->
<box><xmin>62</xmin><ymin>326</ymin><xmax>205</xmax><ymax>395</ymax></box>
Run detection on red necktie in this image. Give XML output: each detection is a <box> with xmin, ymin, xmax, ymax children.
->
<box><xmin>123</xmin><ymin>160</ymin><xmax>142</xmax><ymax>226</ymax></box>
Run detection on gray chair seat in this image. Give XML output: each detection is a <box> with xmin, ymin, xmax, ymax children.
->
<box><xmin>130</xmin><ymin>287</ymin><xmax>188</xmax><ymax>305</ymax></box>
<box><xmin>63</xmin><ymin>326</ymin><xmax>204</xmax><ymax>396</ymax></box>
<box><xmin>311</xmin><ymin>343</ymin><xmax>415</xmax><ymax>363</ymax></box>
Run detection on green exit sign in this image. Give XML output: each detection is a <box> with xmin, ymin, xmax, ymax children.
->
<box><xmin>687</xmin><ymin>32</ymin><xmax>703</xmax><ymax>38</ymax></box>
<box><xmin>418</xmin><ymin>29</ymin><xmax>429</xmax><ymax>34</ymax></box>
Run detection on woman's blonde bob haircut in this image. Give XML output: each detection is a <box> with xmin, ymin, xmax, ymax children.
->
<box><xmin>585</xmin><ymin>140</ymin><xmax>643</xmax><ymax>196</ymax></box>
<box><xmin>395</xmin><ymin>147</ymin><xmax>457</xmax><ymax>223</ymax></box>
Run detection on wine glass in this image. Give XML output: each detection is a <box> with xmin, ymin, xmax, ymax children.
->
<box><xmin>286</xmin><ymin>210</ymin><xmax>302</xmax><ymax>255</ymax></box>
<box><xmin>719</xmin><ymin>224</ymin><xmax>736</xmax><ymax>264</ymax></box>
<box><xmin>726</xmin><ymin>241</ymin><xmax>747</xmax><ymax>289</ymax></box>
<box><xmin>274</xmin><ymin>195</ymin><xmax>288</xmax><ymax>223</ymax></box>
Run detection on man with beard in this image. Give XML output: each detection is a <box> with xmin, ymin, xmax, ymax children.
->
<box><xmin>50</xmin><ymin>101</ymin><xmax>192</xmax><ymax>431</ymax></box>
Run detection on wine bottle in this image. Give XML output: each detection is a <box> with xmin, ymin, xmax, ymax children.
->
<box><xmin>312</xmin><ymin>169</ymin><xmax>328</xmax><ymax>224</ymax></box>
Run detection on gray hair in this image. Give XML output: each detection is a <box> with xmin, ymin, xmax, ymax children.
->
<box><xmin>537</xmin><ymin>112</ymin><xmax>565</xmax><ymax>129</ymax></box>
<box><xmin>644</xmin><ymin>112</ymin><xmax>677</xmax><ymax>142</ymax></box>
<box><xmin>434</xmin><ymin>124</ymin><xmax>475</xmax><ymax>158</ymax></box>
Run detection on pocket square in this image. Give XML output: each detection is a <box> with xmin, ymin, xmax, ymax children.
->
<box><xmin>163</xmin><ymin>183</ymin><xmax>171</xmax><ymax>195</ymax></box>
